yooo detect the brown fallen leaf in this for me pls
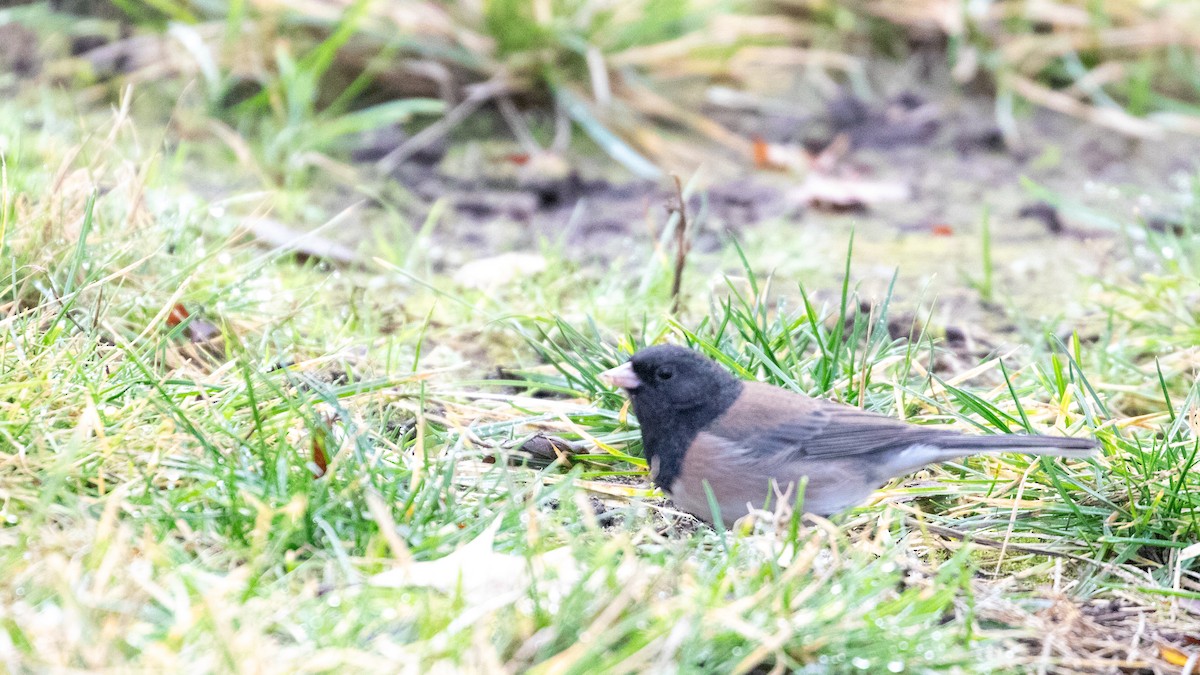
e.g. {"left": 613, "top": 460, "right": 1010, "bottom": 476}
{"left": 300, "top": 410, "right": 341, "bottom": 479}
{"left": 311, "top": 432, "right": 328, "bottom": 478}
{"left": 168, "top": 304, "right": 221, "bottom": 343}
{"left": 166, "top": 303, "right": 190, "bottom": 329}
{"left": 165, "top": 303, "right": 224, "bottom": 366}
{"left": 516, "top": 434, "right": 580, "bottom": 462}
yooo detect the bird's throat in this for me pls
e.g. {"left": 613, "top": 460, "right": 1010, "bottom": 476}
{"left": 633, "top": 381, "right": 742, "bottom": 493}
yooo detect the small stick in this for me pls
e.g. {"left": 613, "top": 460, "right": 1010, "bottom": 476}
{"left": 667, "top": 175, "right": 690, "bottom": 314}
{"left": 376, "top": 78, "right": 509, "bottom": 172}
{"left": 497, "top": 96, "right": 541, "bottom": 155}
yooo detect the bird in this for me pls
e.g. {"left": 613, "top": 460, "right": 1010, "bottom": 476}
{"left": 599, "top": 344, "right": 1098, "bottom": 527}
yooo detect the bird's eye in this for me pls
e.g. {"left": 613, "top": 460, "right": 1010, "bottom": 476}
{"left": 657, "top": 368, "right": 673, "bottom": 381}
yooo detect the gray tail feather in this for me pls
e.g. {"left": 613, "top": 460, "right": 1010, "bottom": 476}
{"left": 940, "top": 433, "right": 1098, "bottom": 459}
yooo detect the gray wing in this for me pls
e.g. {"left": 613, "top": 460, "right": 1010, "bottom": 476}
{"left": 706, "top": 382, "right": 959, "bottom": 463}
{"left": 675, "top": 430, "right": 883, "bottom": 523}
{"left": 746, "top": 404, "right": 959, "bottom": 459}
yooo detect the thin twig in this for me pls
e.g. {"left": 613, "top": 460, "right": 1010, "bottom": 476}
{"left": 551, "top": 97, "right": 572, "bottom": 153}
{"left": 376, "top": 78, "right": 509, "bottom": 173}
{"left": 667, "top": 175, "right": 690, "bottom": 314}
{"left": 497, "top": 96, "right": 542, "bottom": 155}
{"left": 1005, "top": 74, "right": 1163, "bottom": 140}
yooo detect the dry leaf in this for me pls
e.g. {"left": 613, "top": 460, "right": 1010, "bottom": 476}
{"left": 1181, "top": 540, "right": 1200, "bottom": 562}
{"left": 1159, "top": 643, "right": 1193, "bottom": 667}
{"left": 572, "top": 479, "right": 655, "bottom": 499}
{"left": 164, "top": 303, "right": 224, "bottom": 365}
{"left": 453, "top": 253, "right": 547, "bottom": 289}
{"left": 166, "top": 303, "right": 219, "bottom": 339}
{"left": 311, "top": 431, "right": 329, "bottom": 478}
{"left": 516, "top": 434, "right": 579, "bottom": 462}
{"left": 241, "top": 217, "right": 359, "bottom": 265}
{"left": 792, "top": 174, "right": 911, "bottom": 211}
{"left": 751, "top": 137, "right": 809, "bottom": 172}
{"left": 370, "top": 519, "right": 578, "bottom": 602}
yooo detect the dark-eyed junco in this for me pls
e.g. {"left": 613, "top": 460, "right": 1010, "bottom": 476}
{"left": 600, "top": 345, "right": 1098, "bottom": 526}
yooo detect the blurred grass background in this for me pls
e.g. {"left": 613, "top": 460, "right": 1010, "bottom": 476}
{"left": 21, "top": 0, "right": 1200, "bottom": 173}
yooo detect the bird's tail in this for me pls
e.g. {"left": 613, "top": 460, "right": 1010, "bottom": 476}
{"left": 940, "top": 433, "right": 1098, "bottom": 459}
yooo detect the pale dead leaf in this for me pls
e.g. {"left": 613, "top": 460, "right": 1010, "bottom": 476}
{"left": 370, "top": 518, "right": 577, "bottom": 602}
{"left": 453, "top": 252, "right": 547, "bottom": 289}
{"left": 1180, "top": 540, "right": 1200, "bottom": 562}
{"left": 573, "top": 479, "right": 656, "bottom": 499}
{"left": 792, "top": 173, "right": 911, "bottom": 210}
{"left": 752, "top": 138, "right": 809, "bottom": 173}
{"left": 241, "top": 217, "right": 359, "bottom": 265}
